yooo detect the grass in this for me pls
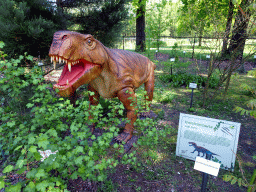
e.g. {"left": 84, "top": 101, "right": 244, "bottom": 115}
{"left": 123, "top": 37, "right": 256, "bottom": 61}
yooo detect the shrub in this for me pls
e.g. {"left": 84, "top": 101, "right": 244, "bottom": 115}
{"left": 159, "top": 72, "right": 219, "bottom": 89}
{"left": 150, "top": 40, "right": 167, "bottom": 48}
{"left": 0, "top": 42, "right": 160, "bottom": 191}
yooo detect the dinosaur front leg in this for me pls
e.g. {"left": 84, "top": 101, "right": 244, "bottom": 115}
{"left": 88, "top": 85, "right": 100, "bottom": 132}
{"left": 69, "top": 90, "right": 78, "bottom": 107}
{"left": 114, "top": 87, "right": 137, "bottom": 143}
{"left": 191, "top": 149, "right": 196, "bottom": 153}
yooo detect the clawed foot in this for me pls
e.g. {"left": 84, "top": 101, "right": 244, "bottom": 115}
{"left": 112, "top": 132, "right": 132, "bottom": 144}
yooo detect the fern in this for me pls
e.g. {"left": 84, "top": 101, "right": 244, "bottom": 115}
{"left": 247, "top": 99, "right": 256, "bottom": 110}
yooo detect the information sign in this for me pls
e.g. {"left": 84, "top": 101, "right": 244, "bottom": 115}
{"left": 206, "top": 55, "right": 210, "bottom": 59}
{"left": 176, "top": 113, "right": 241, "bottom": 171}
{"left": 38, "top": 62, "right": 43, "bottom": 66}
{"left": 170, "top": 58, "right": 175, "bottom": 62}
{"left": 189, "top": 83, "right": 197, "bottom": 89}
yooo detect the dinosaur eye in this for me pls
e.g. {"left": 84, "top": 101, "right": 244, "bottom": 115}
{"left": 85, "top": 37, "right": 96, "bottom": 49}
{"left": 87, "top": 39, "right": 92, "bottom": 46}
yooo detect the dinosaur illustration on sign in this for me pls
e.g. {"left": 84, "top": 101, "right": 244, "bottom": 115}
{"left": 189, "top": 142, "right": 220, "bottom": 158}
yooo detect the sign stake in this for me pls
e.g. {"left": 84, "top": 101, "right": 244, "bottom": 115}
{"left": 189, "top": 82, "right": 197, "bottom": 108}
{"left": 201, "top": 153, "right": 212, "bottom": 192}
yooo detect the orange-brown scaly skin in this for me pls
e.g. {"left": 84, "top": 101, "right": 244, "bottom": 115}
{"left": 49, "top": 30, "right": 155, "bottom": 143}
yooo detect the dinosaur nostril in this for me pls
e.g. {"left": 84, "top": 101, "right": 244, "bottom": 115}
{"left": 62, "top": 35, "right": 68, "bottom": 40}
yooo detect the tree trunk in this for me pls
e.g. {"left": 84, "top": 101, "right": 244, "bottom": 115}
{"left": 198, "top": 22, "right": 203, "bottom": 47}
{"left": 221, "top": 0, "right": 234, "bottom": 58}
{"left": 136, "top": 0, "right": 146, "bottom": 52}
{"left": 226, "top": 0, "right": 252, "bottom": 60}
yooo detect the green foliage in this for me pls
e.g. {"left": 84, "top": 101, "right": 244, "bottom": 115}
{"left": 223, "top": 174, "right": 247, "bottom": 187}
{"left": 177, "top": 0, "right": 228, "bottom": 37}
{"left": 234, "top": 70, "right": 256, "bottom": 118}
{"left": 76, "top": 0, "right": 129, "bottom": 48}
{"left": 159, "top": 72, "right": 219, "bottom": 89}
{"left": 0, "top": 0, "right": 70, "bottom": 60}
{"left": 248, "top": 70, "right": 256, "bottom": 78}
{"left": 150, "top": 41, "right": 167, "bottom": 48}
{"left": 234, "top": 80, "right": 256, "bottom": 118}
{"left": 146, "top": 0, "right": 171, "bottom": 51}
{"left": 0, "top": 43, "right": 163, "bottom": 191}
{"left": 0, "top": 48, "right": 149, "bottom": 191}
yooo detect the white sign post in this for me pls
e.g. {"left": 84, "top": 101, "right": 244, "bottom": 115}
{"left": 189, "top": 83, "right": 197, "bottom": 108}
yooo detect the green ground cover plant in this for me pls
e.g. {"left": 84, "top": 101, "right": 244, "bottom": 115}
{"left": 0, "top": 42, "right": 172, "bottom": 191}
{"left": 159, "top": 72, "right": 219, "bottom": 88}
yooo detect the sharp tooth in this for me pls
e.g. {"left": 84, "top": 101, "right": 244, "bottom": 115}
{"left": 68, "top": 62, "right": 71, "bottom": 72}
{"left": 53, "top": 61, "right": 56, "bottom": 69}
{"left": 65, "top": 59, "right": 68, "bottom": 64}
{"left": 50, "top": 56, "right": 53, "bottom": 63}
{"left": 59, "top": 57, "right": 61, "bottom": 63}
{"left": 67, "top": 79, "right": 69, "bottom": 85}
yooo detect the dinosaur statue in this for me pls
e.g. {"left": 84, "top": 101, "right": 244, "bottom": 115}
{"left": 49, "top": 30, "right": 156, "bottom": 144}
{"left": 189, "top": 142, "right": 220, "bottom": 158}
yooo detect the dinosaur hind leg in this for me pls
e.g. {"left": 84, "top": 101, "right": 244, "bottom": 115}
{"left": 144, "top": 70, "right": 155, "bottom": 107}
{"left": 141, "top": 70, "right": 154, "bottom": 118}
{"left": 114, "top": 87, "right": 137, "bottom": 143}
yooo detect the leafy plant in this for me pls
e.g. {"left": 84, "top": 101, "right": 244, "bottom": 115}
{"left": 0, "top": 40, "right": 168, "bottom": 191}
{"left": 234, "top": 71, "right": 256, "bottom": 118}
{"left": 159, "top": 72, "right": 219, "bottom": 89}
{"left": 0, "top": 42, "right": 158, "bottom": 191}
{"left": 223, "top": 154, "right": 256, "bottom": 192}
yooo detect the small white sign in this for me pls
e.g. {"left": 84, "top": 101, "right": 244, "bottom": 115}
{"left": 206, "top": 55, "right": 211, "bottom": 59}
{"left": 170, "top": 58, "right": 175, "bottom": 62}
{"left": 38, "top": 62, "right": 43, "bottom": 66}
{"left": 189, "top": 83, "right": 197, "bottom": 89}
{"left": 194, "top": 156, "right": 220, "bottom": 176}
{"left": 254, "top": 55, "right": 256, "bottom": 59}
{"left": 183, "top": 51, "right": 186, "bottom": 54}
{"left": 156, "top": 50, "right": 158, "bottom": 53}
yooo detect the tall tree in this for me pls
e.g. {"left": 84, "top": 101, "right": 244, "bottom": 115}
{"left": 178, "top": 0, "right": 229, "bottom": 44}
{"left": 134, "top": 0, "right": 146, "bottom": 52}
{"left": 146, "top": 0, "right": 170, "bottom": 51}
{"left": 221, "top": 0, "right": 234, "bottom": 57}
{"left": 0, "top": 0, "right": 70, "bottom": 59}
{"left": 72, "top": 0, "right": 129, "bottom": 48}
{"left": 226, "top": 0, "right": 253, "bottom": 60}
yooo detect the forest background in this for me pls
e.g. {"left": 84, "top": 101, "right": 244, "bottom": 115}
{"left": 0, "top": 0, "right": 255, "bottom": 60}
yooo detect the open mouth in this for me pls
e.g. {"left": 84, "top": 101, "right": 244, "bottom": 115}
{"left": 49, "top": 55, "right": 99, "bottom": 90}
